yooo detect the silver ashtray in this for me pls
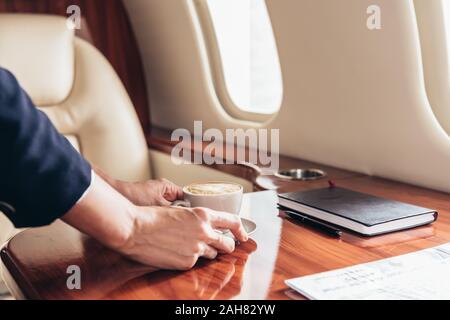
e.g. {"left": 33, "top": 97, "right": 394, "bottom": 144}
{"left": 275, "top": 169, "right": 327, "bottom": 181}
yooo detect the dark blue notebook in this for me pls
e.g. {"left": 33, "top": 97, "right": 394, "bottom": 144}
{"left": 278, "top": 187, "right": 437, "bottom": 236}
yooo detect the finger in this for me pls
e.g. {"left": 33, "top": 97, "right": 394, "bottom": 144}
{"left": 163, "top": 184, "right": 184, "bottom": 202}
{"left": 207, "top": 231, "right": 236, "bottom": 254}
{"left": 174, "top": 186, "right": 184, "bottom": 200}
{"left": 209, "top": 211, "right": 248, "bottom": 242}
{"left": 164, "top": 186, "right": 184, "bottom": 201}
{"left": 157, "top": 198, "right": 172, "bottom": 207}
{"left": 201, "top": 244, "right": 218, "bottom": 260}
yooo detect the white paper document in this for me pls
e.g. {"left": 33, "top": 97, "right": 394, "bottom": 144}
{"left": 286, "top": 242, "right": 450, "bottom": 300}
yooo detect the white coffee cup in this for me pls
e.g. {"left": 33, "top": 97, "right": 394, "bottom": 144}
{"left": 173, "top": 182, "right": 244, "bottom": 215}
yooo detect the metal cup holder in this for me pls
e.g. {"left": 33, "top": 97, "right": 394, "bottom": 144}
{"left": 275, "top": 169, "right": 327, "bottom": 181}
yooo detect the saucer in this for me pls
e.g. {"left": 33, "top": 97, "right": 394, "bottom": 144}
{"left": 241, "top": 218, "right": 257, "bottom": 235}
{"left": 221, "top": 218, "right": 257, "bottom": 239}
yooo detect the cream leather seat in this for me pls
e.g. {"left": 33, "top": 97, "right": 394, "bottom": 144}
{"left": 0, "top": 14, "right": 151, "bottom": 244}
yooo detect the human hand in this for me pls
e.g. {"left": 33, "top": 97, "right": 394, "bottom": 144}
{"left": 118, "top": 178, "right": 183, "bottom": 207}
{"left": 93, "top": 167, "right": 183, "bottom": 206}
{"left": 116, "top": 206, "right": 249, "bottom": 270}
{"left": 62, "top": 173, "right": 247, "bottom": 271}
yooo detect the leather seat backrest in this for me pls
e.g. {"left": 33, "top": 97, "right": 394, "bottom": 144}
{"left": 0, "top": 14, "right": 151, "bottom": 182}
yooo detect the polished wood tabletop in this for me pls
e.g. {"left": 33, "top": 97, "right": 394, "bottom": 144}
{"left": 1, "top": 174, "right": 449, "bottom": 300}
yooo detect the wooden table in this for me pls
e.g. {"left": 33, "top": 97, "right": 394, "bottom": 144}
{"left": 1, "top": 175, "right": 449, "bottom": 300}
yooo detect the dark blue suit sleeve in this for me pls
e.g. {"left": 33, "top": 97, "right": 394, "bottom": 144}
{"left": 0, "top": 68, "right": 92, "bottom": 228}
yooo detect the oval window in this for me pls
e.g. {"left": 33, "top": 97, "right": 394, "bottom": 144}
{"left": 205, "top": 0, "right": 283, "bottom": 115}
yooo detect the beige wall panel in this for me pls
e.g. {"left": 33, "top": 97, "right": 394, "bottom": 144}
{"left": 414, "top": 0, "right": 450, "bottom": 134}
{"left": 125, "top": 0, "right": 450, "bottom": 193}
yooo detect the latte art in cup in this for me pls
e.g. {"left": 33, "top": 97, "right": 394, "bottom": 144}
{"left": 185, "top": 183, "right": 242, "bottom": 196}
{"left": 174, "top": 182, "right": 244, "bottom": 216}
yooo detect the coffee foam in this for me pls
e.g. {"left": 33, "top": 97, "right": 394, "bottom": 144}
{"left": 185, "top": 183, "right": 241, "bottom": 195}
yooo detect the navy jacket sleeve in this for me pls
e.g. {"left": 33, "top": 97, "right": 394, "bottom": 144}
{"left": 0, "top": 68, "right": 92, "bottom": 228}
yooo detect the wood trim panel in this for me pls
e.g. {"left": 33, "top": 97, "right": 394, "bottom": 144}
{"left": 1, "top": 177, "right": 449, "bottom": 300}
{"left": 146, "top": 127, "right": 362, "bottom": 193}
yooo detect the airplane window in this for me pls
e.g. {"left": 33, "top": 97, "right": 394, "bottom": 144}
{"left": 206, "top": 0, "right": 283, "bottom": 115}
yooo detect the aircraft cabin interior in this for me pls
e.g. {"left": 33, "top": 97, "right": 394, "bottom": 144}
{"left": 0, "top": 0, "right": 449, "bottom": 304}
